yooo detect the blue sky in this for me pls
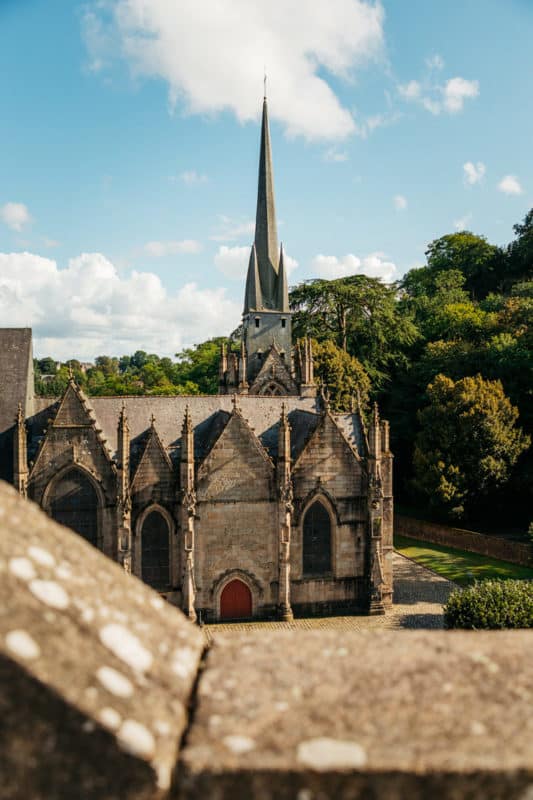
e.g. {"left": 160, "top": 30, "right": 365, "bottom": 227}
{"left": 0, "top": 0, "right": 531, "bottom": 359}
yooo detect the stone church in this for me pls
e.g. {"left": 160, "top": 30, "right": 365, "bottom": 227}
{"left": 0, "top": 97, "right": 393, "bottom": 622}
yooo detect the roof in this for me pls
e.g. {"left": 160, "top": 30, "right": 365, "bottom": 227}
{"left": 28, "top": 395, "right": 323, "bottom": 462}
{"left": 27, "top": 394, "right": 366, "bottom": 466}
{"left": 0, "top": 329, "right": 34, "bottom": 481}
{"left": 0, "top": 328, "right": 33, "bottom": 435}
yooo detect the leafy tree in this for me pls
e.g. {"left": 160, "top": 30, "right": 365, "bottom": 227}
{"left": 291, "top": 275, "right": 418, "bottom": 387}
{"left": 37, "top": 357, "right": 58, "bottom": 375}
{"left": 309, "top": 339, "right": 370, "bottom": 412}
{"left": 174, "top": 338, "right": 227, "bottom": 394}
{"left": 413, "top": 374, "right": 530, "bottom": 518}
{"left": 507, "top": 208, "right": 533, "bottom": 286}
{"left": 94, "top": 356, "right": 119, "bottom": 376}
{"left": 424, "top": 232, "right": 503, "bottom": 299}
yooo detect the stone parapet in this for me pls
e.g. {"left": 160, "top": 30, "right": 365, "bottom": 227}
{"left": 1, "top": 482, "right": 532, "bottom": 799}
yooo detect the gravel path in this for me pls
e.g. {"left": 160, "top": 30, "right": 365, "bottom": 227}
{"left": 204, "top": 553, "right": 456, "bottom": 642}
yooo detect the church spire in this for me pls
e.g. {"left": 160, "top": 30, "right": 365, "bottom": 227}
{"left": 276, "top": 243, "right": 289, "bottom": 312}
{"left": 253, "top": 95, "right": 279, "bottom": 308}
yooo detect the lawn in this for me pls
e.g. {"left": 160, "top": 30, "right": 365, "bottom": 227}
{"left": 394, "top": 534, "right": 533, "bottom": 586}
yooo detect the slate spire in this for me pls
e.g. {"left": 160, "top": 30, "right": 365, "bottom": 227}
{"left": 276, "top": 243, "right": 289, "bottom": 312}
{"left": 254, "top": 95, "right": 279, "bottom": 305}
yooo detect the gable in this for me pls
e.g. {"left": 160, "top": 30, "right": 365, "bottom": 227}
{"left": 292, "top": 413, "right": 361, "bottom": 498}
{"left": 131, "top": 430, "right": 173, "bottom": 495}
{"left": 28, "top": 383, "right": 115, "bottom": 502}
{"left": 197, "top": 412, "right": 274, "bottom": 502}
{"left": 53, "top": 383, "right": 94, "bottom": 427}
{"left": 249, "top": 346, "right": 298, "bottom": 396}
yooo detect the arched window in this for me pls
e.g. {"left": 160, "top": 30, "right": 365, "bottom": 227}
{"left": 303, "top": 500, "right": 332, "bottom": 576}
{"left": 50, "top": 468, "right": 98, "bottom": 548}
{"left": 141, "top": 510, "right": 170, "bottom": 590}
{"left": 261, "top": 382, "right": 283, "bottom": 396}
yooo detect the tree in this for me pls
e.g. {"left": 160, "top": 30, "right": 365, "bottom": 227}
{"left": 424, "top": 232, "right": 503, "bottom": 299}
{"left": 507, "top": 208, "right": 533, "bottom": 286}
{"left": 413, "top": 374, "right": 530, "bottom": 518}
{"left": 38, "top": 357, "right": 58, "bottom": 375}
{"left": 310, "top": 339, "right": 370, "bottom": 412}
{"left": 291, "top": 275, "right": 418, "bottom": 388}
{"left": 174, "top": 338, "right": 227, "bottom": 394}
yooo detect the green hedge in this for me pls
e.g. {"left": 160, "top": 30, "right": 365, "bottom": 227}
{"left": 444, "top": 579, "right": 533, "bottom": 629}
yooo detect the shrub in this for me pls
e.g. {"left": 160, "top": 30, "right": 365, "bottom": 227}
{"left": 444, "top": 579, "right": 533, "bottom": 629}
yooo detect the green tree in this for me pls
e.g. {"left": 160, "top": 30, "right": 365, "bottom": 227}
{"left": 174, "top": 338, "right": 227, "bottom": 394}
{"left": 291, "top": 275, "right": 418, "bottom": 387}
{"left": 37, "top": 357, "right": 58, "bottom": 375}
{"left": 413, "top": 374, "right": 530, "bottom": 518}
{"left": 424, "top": 232, "right": 503, "bottom": 299}
{"left": 507, "top": 208, "right": 533, "bottom": 286}
{"left": 309, "top": 339, "right": 370, "bottom": 412}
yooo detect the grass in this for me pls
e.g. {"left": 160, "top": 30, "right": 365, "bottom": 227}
{"left": 394, "top": 534, "right": 533, "bottom": 586}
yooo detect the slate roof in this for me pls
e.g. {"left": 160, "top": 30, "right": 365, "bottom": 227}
{"left": 26, "top": 394, "right": 365, "bottom": 467}
{"left": 0, "top": 329, "right": 34, "bottom": 481}
{"left": 0, "top": 328, "right": 33, "bottom": 434}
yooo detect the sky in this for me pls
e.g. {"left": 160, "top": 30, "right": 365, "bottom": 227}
{"left": 0, "top": 0, "right": 531, "bottom": 360}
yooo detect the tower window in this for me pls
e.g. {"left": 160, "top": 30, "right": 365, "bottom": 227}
{"left": 281, "top": 319, "right": 286, "bottom": 329}
{"left": 255, "top": 318, "right": 260, "bottom": 328}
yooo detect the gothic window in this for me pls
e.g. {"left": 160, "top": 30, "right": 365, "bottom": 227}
{"left": 303, "top": 500, "right": 332, "bottom": 576}
{"left": 281, "top": 318, "right": 286, "bottom": 328}
{"left": 50, "top": 468, "right": 98, "bottom": 548}
{"left": 141, "top": 510, "right": 170, "bottom": 590}
{"left": 262, "top": 383, "right": 283, "bottom": 396}
{"left": 255, "top": 318, "right": 260, "bottom": 328}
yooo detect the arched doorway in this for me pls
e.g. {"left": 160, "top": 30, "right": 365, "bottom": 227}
{"left": 49, "top": 468, "right": 98, "bottom": 548}
{"left": 141, "top": 510, "right": 170, "bottom": 590}
{"left": 303, "top": 500, "right": 332, "bottom": 576}
{"left": 220, "top": 579, "right": 252, "bottom": 620}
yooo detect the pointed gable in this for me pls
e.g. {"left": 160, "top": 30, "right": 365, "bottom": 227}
{"left": 131, "top": 425, "right": 173, "bottom": 497}
{"left": 28, "top": 381, "right": 115, "bottom": 504}
{"left": 53, "top": 382, "right": 94, "bottom": 427}
{"left": 197, "top": 408, "right": 274, "bottom": 502}
{"left": 248, "top": 344, "right": 298, "bottom": 396}
{"left": 293, "top": 411, "right": 362, "bottom": 499}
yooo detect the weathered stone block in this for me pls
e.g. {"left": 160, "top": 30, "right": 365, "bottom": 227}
{"left": 0, "top": 481, "right": 204, "bottom": 800}
{"left": 178, "top": 629, "right": 533, "bottom": 799}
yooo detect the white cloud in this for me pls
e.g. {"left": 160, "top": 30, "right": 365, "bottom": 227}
{"left": 144, "top": 239, "right": 202, "bottom": 257}
{"left": 443, "top": 77, "right": 479, "bottom": 113}
{"left": 454, "top": 213, "right": 472, "bottom": 231}
{"left": 210, "top": 216, "right": 255, "bottom": 242}
{"left": 83, "top": 0, "right": 385, "bottom": 141}
{"left": 324, "top": 148, "right": 348, "bottom": 163}
{"left": 43, "top": 238, "right": 61, "bottom": 248}
{"left": 498, "top": 175, "right": 523, "bottom": 196}
{"left": 352, "top": 109, "right": 401, "bottom": 139}
{"left": 180, "top": 170, "right": 208, "bottom": 185}
{"left": 426, "top": 54, "right": 444, "bottom": 70}
{"left": 1, "top": 202, "right": 32, "bottom": 232}
{"left": 0, "top": 251, "right": 240, "bottom": 359}
{"left": 399, "top": 71, "right": 479, "bottom": 116}
{"left": 393, "top": 194, "right": 407, "bottom": 211}
{"left": 312, "top": 252, "right": 396, "bottom": 282}
{"left": 463, "top": 161, "right": 485, "bottom": 186}
{"left": 398, "top": 80, "right": 421, "bottom": 101}
{"left": 215, "top": 245, "right": 297, "bottom": 280}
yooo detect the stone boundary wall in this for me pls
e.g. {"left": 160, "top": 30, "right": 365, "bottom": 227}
{"left": 395, "top": 514, "right": 532, "bottom": 567}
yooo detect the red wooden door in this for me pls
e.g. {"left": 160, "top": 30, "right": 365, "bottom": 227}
{"left": 220, "top": 580, "right": 252, "bottom": 620}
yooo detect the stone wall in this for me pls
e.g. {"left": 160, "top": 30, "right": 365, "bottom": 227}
{"left": 396, "top": 515, "right": 532, "bottom": 567}
{"left": 1, "top": 482, "right": 532, "bottom": 800}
